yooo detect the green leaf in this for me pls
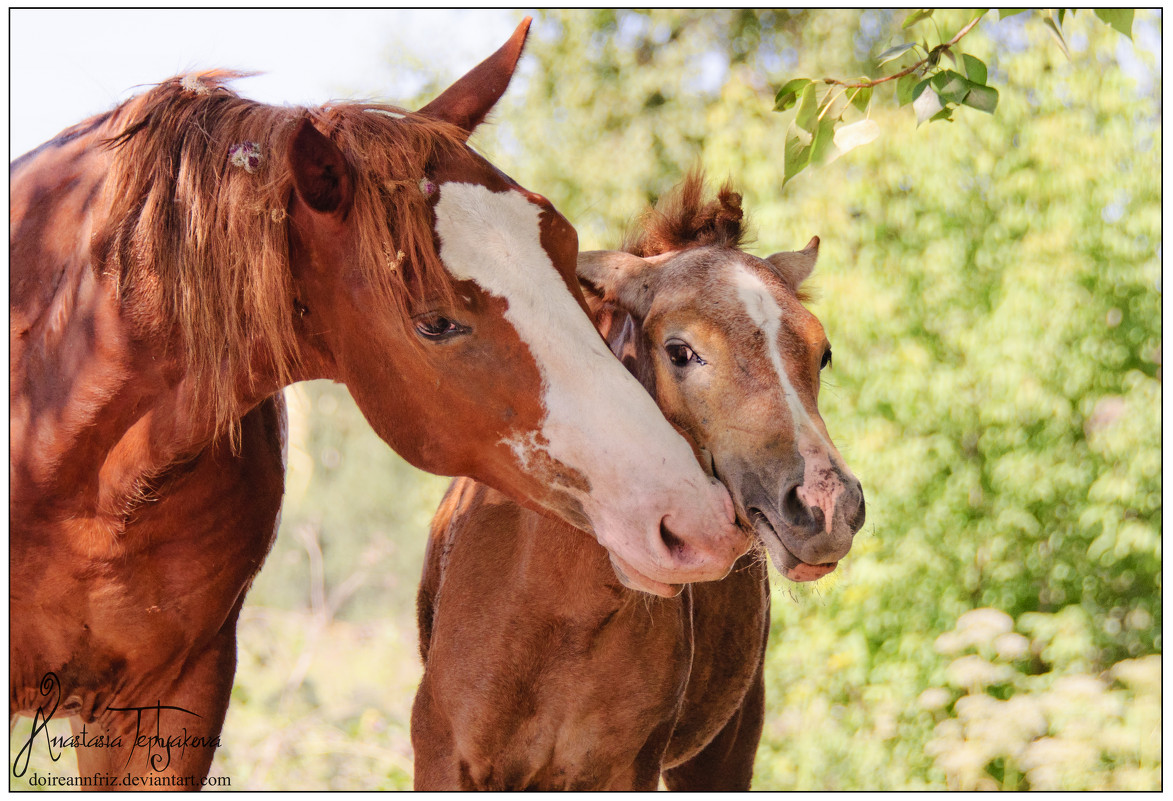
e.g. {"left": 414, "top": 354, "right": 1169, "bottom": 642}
{"left": 931, "top": 70, "right": 972, "bottom": 104}
{"left": 913, "top": 84, "right": 944, "bottom": 126}
{"left": 962, "top": 54, "right": 988, "bottom": 85}
{"left": 851, "top": 85, "right": 873, "bottom": 113}
{"left": 832, "top": 119, "right": 881, "bottom": 158}
{"left": 795, "top": 83, "right": 819, "bottom": 134}
{"left": 929, "top": 107, "right": 955, "bottom": 123}
{"left": 813, "top": 116, "right": 841, "bottom": 165}
{"left": 897, "top": 73, "right": 920, "bottom": 106}
{"left": 903, "top": 9, "right": 934, "bottom": 29}
{"left": 876, "top": 43, "right": 916, "bottom": 65}
{"left": 1057, "top": 8, "right": 1067, "bottom": 26}
{"left": 774, "top": 78, "right": 813, "bottom": 112}
{"left": 1094, "top": 8, "right": 1134, "bottom": 38}
{"left": 1043, "top": 13, "right": 1071, "bottom": 60}
{"left": 783, "top": 122, "right": 813, "bottom": 186}
{"left": 962, "top": 83, "right": 999, "bottom": 113}
{"left": 998, "top": 9, "right": 1028, "bottom": 19}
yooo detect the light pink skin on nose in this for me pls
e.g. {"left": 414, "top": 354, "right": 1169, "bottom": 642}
{"left": 797, "top": 443, "right": 846, "bottom": 535}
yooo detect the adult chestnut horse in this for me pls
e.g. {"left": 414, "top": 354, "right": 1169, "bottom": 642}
{"left": 413, "top": 175, "right": 866, "bottom": 790}
{"left": 10, "top": 24, "right": 743, "bottom": 785}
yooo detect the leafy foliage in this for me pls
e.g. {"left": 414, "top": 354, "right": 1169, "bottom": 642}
{"left": 772, "top": 9, "right": 1137, "bottom": 184}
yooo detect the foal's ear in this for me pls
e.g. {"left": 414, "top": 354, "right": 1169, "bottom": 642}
{"left": 577, "top": 251, "right": 657, "bottom": 320}
{"left": 288, "top": 117, "right": 354, "bottom": 218}
{"left": 418, "top": 18, "right": 531, "bottom": 135}
{"left": 765, "top": 236, "right": 820, "bottom": 292}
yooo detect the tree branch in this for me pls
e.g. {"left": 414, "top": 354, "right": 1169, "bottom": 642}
{"left": 822, "top": 14, "right": 985, "bottom": 89}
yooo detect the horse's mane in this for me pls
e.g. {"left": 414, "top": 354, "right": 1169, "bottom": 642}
{"left": 93, "top": 70, "right": 468, "bottom": 437}
{"left": 621, "top": 169, "right": 747, "bottom": 258}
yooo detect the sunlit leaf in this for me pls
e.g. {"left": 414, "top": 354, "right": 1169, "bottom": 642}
{"left": 931, "top": 70, "right": 972, "bottom": 104}
{"left": 851, "top": 85, "right": 873, "bottom": 113}
{"left": 914, "top": 84, "right": 944, "bottom": 126}
{"left": 877, "top": 43, "right": 916, "bottom": 65}
{"left": 774, "top": 77, "right": 813, "bottom": 111}
{"left": 811, "top": 117, "right": 839, "bottom": 165}
{"left": 832, "top": 119, "right": 881, "bottom": 157}
{"left": 783, "top": 122, "right": 812, "bottom": 186}
{"left": 795, "top": 83, "right": 819, "bottom": 134}
{"left": 903, "top": 9, "right": 934, "bottom": 29}
{"left": 963, "top": 83, "right": 999, "bottom": 113}
{"left": 998, "top": 8, "right": 1028, "bottom": 18}
{"left": 1043, "top": 13, "right": 1071, "bottom": 60}
{"left": 897, "top": 73, "right": 920, "bottom": 106}
{"left": 962, "top": 54, "right": 988, "bottom": 85}
{"left": 1094, "top": 8, "right": 1134, "bottom": 38}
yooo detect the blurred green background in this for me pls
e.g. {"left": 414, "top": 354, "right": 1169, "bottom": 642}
{"left": 12, "top": 9, "right": 1160, "bottom": 791}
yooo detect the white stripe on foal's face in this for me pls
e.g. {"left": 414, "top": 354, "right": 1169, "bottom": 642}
{"left": 731, "top": 264, "right": 831, "bottom": 452}
{"left": 432, "top": 182, "right": 718, "bottom": 547}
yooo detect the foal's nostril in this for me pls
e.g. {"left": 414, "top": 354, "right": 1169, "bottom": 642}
{"left": 850, "top": 488, "right": 867, "bottom": 533}
{"left": 781, "top": 484, "right": 815, "bottom": 530}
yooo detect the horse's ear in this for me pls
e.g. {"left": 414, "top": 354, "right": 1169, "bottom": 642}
{"left": 577, "top": 251, "right": 657, "bottom": 320}
{"left": 417, "top": 17, "right": 531, "bottom": 135}
{"left": 765, "top": 236, "right": 820, "bottom": 291}
{"left": 288, "top": 117, "right": 354, "bottom": 218}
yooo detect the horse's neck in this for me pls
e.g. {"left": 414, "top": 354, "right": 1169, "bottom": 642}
{"left": 10, "top": 131, "right": 270, "bottom": 525}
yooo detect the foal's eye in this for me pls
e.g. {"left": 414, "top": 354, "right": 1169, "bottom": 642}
{"left": 414, "top": 314, "right": 469, "bottom": 342}
{"left": 665, "top": 341, "right": 705, "bottom": 368}
{"left": 820, "top": 347, "right": 833, "bottom": 370}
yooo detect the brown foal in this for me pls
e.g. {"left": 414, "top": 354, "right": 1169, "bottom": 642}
{"left": 412, "top": 174, "right": 866, "bottom": 790}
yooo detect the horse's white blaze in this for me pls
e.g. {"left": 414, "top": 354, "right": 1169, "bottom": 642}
{"left": 731, "top": 265, "right": 831, "bottom": 452}
{"left": 433, "top": 182, "right": 722, "bottom": 554}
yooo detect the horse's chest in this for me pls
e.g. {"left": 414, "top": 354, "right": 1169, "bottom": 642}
{"left": 10, "top": 415, "right": 284, "bottom": 719}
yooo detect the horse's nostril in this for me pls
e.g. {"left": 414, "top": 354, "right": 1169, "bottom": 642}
{"left": 659, "top": 518, "right": 687, "bottom": 559}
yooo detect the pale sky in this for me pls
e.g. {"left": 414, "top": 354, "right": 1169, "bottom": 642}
{"left": 10, "top": 9, "right": 522, "bottom": 158}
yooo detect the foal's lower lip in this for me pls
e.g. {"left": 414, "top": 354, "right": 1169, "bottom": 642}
{"left": 747, "top": 515, "right": 838, "bottom": 582}
{"left": 783, "top": 560, "right": 838, "bottom": 582}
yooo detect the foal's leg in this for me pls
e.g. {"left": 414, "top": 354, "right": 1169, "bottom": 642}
{"left": 661, "top": 645, "right": 767, "bottom": 791}
{"left": 410, "top": 675, "right": 463, "bottom": 790}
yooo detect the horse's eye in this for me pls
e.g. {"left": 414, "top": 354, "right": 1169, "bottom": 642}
{"left": 414, "top": 314, "right": 469, "bottom": 342}
{"left": 665, "top": 341, "right": 705, "bottom": 368}
{"left": 820, "top": 347, "right": 833, "bottom": 370}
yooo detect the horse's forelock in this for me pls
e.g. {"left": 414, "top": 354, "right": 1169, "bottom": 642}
{"left": 94, "top": 73, "right": 468, "bottom": 439}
